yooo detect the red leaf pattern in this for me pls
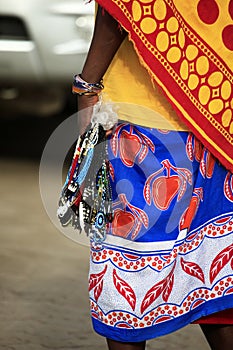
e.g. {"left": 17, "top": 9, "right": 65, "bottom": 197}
{"left": 143, "top": 180, "right": 151, "bottom": 205}
{"left": 177, "top": 178, "right": 187, "bottom": 201}
{"left": 134, "top": 127, "right": 155, "bottom": 153}
{"left": 143, "top": 171, "right": 161, "bottom": 205}
{"left": 140, "top": 279, "right": 166, "bottom": 314}
{"left": 113, "top": 269, "right": 136, "bottom": 311}
{"left": 140, "top": 263, "right": 176, "bottom": 313}
{"left": 180, "top": 257, "right": 205, "bottom": 283}
{"left": 131, "top": 220, "right": 141, "bottom": 240}
{"left": 89, "top": 265, "right": 107, "bottom": 291}
{"left": 224, "top": 172, "right": 233, "bottom": 202}
{"left": 138, "top": 144, "right": 148, "bottom": 163}
{"left": 109, "top": 161, "right": 115, "bottom": 181}
{"left": 209, "top": 244, "right": 233, "bottom": 284}
{"left": 186, "top": 133, "right": 194, "bottom": 161}
{"left": 127, "top": 202, "right": 149, "bottom": 228}
{"left": 110, "top": 124, "right": 125, "bottom": 157}
{"left": 200, "top": 157, "right": 206, "bottom": 178}
{"left": 194, "top": 137, "right": 202, "bottom": 162}
{"left": 162, "top": 273, "right": 174, "bottom": 302}
{"left": 110, "top": 131, "right": 118, "bottom": 157}
{"left": 94, "top": 280, "right": 104, "bottom": 302}
{"left": 138, "top": 209, "right": 149, "bottom": 228}
{"left": 142, "top": 133, "right": 155, "bottom": 153}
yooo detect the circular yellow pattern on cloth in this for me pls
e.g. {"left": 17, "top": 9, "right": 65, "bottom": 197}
{"left": 167, "top": 47, "right": 181, "bottom": 63}
{"left": 153, "top": 0, "right": 167, "bottom": 21}
{"left": 180, "top": 59, "right": 189, "bottom": 80}
{"left": 186, "top": 45, "right": 199, "bottom": 61}
{"left": 229, "top": 121, "right": 233, "bottom": 134}
{"left": 178, "top": 28, "right": 185, "bottom": 48}
{"left": 156, "top": 31, "right": 169, "bottom": 52}
{"left": 208, "top": 71, "right": 223, "bottom": 87}
{"left": 198, "top": 85, "right": 211, "bottom": 105}
{"left": 196, "top": 56, "right": 209, "bottom": 76}
{"left": 188, "top": 74, "right": 199, "bottom": 90}
{"left": 208, "top": 99, "right": 224, "bottom": 114}
{"left": 121, "top": 0, "right": 233, "bottom": 137}
{"left": 138, "top": 0, "right": 153, "bottom": 3}
{"left": 222, "top": 109, "right": 232, "bottom": 127}
{"left": 221, "top": 80, "right": 232, "bottom": 100}
{"left": 167, "top": 17, "right": 179, "bottom": 33}
{"left": 132, "top": 1, "right": 142, "bottom": 21}
{"left": 140, "top": 17, "right": 157, "bottom": 34}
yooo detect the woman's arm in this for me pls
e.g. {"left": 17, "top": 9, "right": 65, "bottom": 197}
{"left": 77, "top": 6, "right": 127, "bottom": 135}
{"left": 81, "top": 6, "right": 127, "bottom": 83}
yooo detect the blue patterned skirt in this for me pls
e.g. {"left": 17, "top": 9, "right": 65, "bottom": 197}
{"left": 89, "top": 123, "right": 233, "bottom": 342}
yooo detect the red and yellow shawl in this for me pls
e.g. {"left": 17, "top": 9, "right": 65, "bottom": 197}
{"left": 96, "top": 0, "right": 233, "bottom": 172}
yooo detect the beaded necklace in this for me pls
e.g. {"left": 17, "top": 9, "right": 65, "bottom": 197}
{"left": 57, "top": 123, "right": 113, "bottom": 243}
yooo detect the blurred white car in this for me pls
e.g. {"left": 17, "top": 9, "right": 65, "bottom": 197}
{"left": 0, "top": 0, "right": 95, "bottom": 116}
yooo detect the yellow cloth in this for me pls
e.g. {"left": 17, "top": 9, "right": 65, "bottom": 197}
{"left": 104, "top": 39, "right": 188, "bottom": 131}
{"left": 95, "top": 0, "right": 233, "bottom": 171}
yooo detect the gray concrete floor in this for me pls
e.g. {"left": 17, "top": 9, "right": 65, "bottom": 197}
{"left": 0, "top": 159, "right": 210, "bottom": 349}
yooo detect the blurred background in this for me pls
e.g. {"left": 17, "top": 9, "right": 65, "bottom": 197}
{"left": 0, "top": 1, "right": 210, "bottom": 349}
{"left": 0, "top": 0, "right": 95, "bottom": 157}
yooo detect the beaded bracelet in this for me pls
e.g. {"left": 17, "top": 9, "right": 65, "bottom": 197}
{"left": 72, "top": 74, "right": 104, "bottom": 96}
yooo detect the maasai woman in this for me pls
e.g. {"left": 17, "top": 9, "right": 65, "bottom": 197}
{"left": 76, "top": 2, "right": 233, "bottom": 349}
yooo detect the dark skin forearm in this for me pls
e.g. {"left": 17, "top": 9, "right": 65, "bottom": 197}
{"left": 81, "top": 6, "right": 127, "bottom": 83}
{"left": 77, "top": 6, "right": 127, "bottom": 135}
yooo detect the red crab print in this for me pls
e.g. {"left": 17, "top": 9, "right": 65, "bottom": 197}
{"left": 112, "top": 193, "right": 148, "bottom": 240}
{"left": 144, "top": 159, "right": 192, "bottom": 210}
{"left": 110, "top": 124, "right": 155, "bottom": 167}
{"left": 179, "top": 187, "right": 203, "bottom": 231}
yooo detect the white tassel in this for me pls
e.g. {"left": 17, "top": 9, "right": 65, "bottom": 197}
{"left": 91, "top": 96, "right": 118, "bottom": 130}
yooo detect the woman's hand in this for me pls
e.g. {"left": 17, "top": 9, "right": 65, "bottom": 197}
{"left": 77, "top": 94, "right": 114, "bottom": 137}
{"left": 77, "top": 94, "right": 99, "bottom": 136}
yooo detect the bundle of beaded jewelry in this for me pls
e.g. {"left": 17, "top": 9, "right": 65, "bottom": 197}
{"left": 57, "top": 99, "right": 117, "bottom": 243}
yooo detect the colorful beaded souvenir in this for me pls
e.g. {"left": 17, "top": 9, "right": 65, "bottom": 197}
{"left": 57, "top": 99, "right": 117, "bottom": 243}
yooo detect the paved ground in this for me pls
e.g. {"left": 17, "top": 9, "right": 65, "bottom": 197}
{"left": 0, "top": 158, "right": 211, "bottom": 350}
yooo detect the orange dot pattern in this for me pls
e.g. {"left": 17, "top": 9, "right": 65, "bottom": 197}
{"left": 112, "top": 0, "right": 233, "bottom": 142}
